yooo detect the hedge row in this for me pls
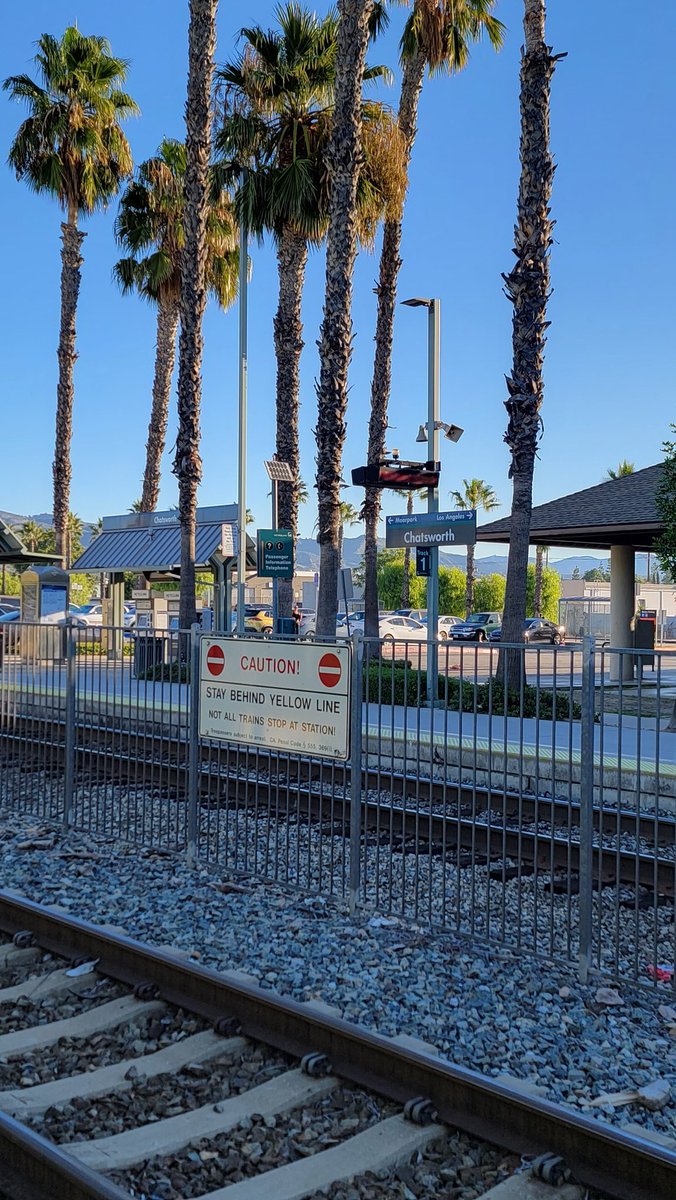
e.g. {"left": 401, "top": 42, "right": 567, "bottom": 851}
{"left": 364, "top": 663, "right": 582, "bottom": 720}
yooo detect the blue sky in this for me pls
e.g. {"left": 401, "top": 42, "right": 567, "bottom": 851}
{"left": 2, "top": 1, "right": 675, "bottom": 560}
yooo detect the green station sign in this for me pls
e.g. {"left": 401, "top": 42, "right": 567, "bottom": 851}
{"left": 257, "top": 529, "right": 294, "bottom": 579}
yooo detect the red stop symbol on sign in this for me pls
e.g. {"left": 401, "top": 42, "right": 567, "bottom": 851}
{"left": 318, "top": 652, "right": 342, "bottom": 688}
{"left": 206, "top": 644, "right": 226, "bottom": 677}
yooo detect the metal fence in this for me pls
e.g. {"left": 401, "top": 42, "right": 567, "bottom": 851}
{"left": 0, "top": 620, "right": 674, "bottom": 993}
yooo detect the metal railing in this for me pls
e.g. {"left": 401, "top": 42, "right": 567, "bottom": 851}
{"left": 0, "top": 620, "right": 674, "bottom": 992}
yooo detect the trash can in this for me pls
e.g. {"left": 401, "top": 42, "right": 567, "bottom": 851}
{"left": 635, "top": 609, "right": 656, "bottom": 674}
{"left": 133, "top": 634, "right": 167, "bottom": 678}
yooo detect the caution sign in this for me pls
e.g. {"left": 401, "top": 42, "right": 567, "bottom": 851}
{"left": 198, "top": 637, "right": 351, "bottom": 759}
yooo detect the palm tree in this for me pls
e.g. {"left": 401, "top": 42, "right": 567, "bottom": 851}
{"left": 450, "top": 479, "right": 499, "bottom": 615}
{"left": 607, "top": 460, "right": 634, "bottom": 480}
{"left": 533, "top": 542, "right": 549, "bottom": 616}
{"left": 174, "top": 0, "right": 219, "bottom": 632}
{"left": 315, "top": 0, "right": 386, "bottom": 636}
{"left": 399, "top": 488, "right": 426, "bottom": 607}
{"left": 217, "top": 4, "right": 401, "bottom": 620}
{"left": 362, "top": 0, "right": 503, "bottom": 639}
{"left": 338, "top": 500, "right": 360, "bottom": 567}
{"left": 115, "top": 140, "right": 238, "bottom": 512}
{"left": 4, "top": 27, "right": 138, "bottom": 563}
{"left": 20, "top": 520, "right": 47, "bottom": 554}
{"left": 499, "top": 0, "right": 561, "bottom": 684}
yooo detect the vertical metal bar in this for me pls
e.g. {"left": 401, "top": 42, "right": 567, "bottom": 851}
{"left": 349, "top": 631, "right": 364, "bottom": 915}
{"left": 187, "top": 623, "right": 201, "bottom": 865}
{"left": 236, "top": 171, "right": 248, "bottom": 635}
{"left": 63, "top": 617, "right": 76, "bottom": 828}
{"left": 272, "top": 479, "right": 279, "bottom": 634}
{"left": 578, "top": 634, "right": 595, "bottom": 983}
{"left": 426, "top": 299, "right": 440, "bottom": 702}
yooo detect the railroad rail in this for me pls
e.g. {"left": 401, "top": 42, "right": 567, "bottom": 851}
{"left": 0, "top": 893, "right": 673, "bottom": 1200}
{"left": 2, "top": 713, "right": 676, "bottom": 896}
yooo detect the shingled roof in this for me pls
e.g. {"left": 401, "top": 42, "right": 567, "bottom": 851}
{"left": 478, "top": 464, "right": 665, "bottom": 550}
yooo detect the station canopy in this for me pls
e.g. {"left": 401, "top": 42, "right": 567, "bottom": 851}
{"left": 0, "top": 518, "right": 60, "bottom": 565}
{"left": 477, "top": 464, "right": 665, "bottom": 552}
{"left": 71, "top": 505, "right": 256, "bottom": 575}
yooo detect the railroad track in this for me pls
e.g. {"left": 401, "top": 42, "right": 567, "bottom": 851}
{"left": 2, "top": 715, "right": 676, "bottom": 896}
{"left": 0, "top": 893, "right": 673, "bottom": 1200}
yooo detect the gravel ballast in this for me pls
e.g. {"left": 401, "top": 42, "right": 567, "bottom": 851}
{"left": 0, "top": 809, "right": 674, "bottom": 1144}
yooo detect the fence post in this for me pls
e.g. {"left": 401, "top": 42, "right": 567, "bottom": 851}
{"left": 187, "top": 623, "right": 201, "bottom": 867}
{"left": 578, "top": 634, "right": 595, "bottom": 983}
{"left": 63, "top": 617, "right": 76, "bottom": 828}
{"left": 349, "top": 631, "right": 364, "bottom": 916}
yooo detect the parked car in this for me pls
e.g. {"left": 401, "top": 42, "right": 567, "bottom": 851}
{"left": 450, "top": 612, "right": 502, "bottom": 642}
{"left": 379, "top": 615, "right": 427, "bottom": 642}
{"left": 76, "top": 602, "right": 104, "bottom": 627}
{"left": 299, "top": 610, "right": 316, "bottom": 639}
{"left": 437, "top": 615, "right": 463, "bottom": 640}
{"left": 489, "top": 618, "right": 565, "bottom": 645}
{"left": 0, "top": 602, "right": 19, "bottom": 616}
{"left": 394, "top": 608, "right": 426, "bottom": 622}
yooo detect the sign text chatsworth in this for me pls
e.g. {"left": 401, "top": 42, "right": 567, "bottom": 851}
{"left": 385, "top": 509, "right": 476, "bottom": 549}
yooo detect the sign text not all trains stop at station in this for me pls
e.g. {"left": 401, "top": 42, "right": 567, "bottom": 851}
{"left": 198, "top": 637, "right": 351, "bottom": 760}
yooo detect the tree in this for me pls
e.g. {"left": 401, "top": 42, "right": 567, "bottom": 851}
{"left": 525, "top": 562, "right": 560, "bottom": 621}
{"left": 218, "top": 4, "right": 402, "bottom": 619}
{"left": 656, "top": 428, "right": 676, "bottom": 580}
{"left": 607, "top": 459, "right": 634, "bottom": 480}
{"left": 115, "top": 139, "right": 238, "bottom": 511}
{"left": 450, "top": 478, "right": 499, "bottom": 615}
{"left": 532, "top": 542, "right": 549, "bottom": 615}
{"left": 20, "top": 520, "right": 47, "bottom": 554}
{"left": 4, "top": 27, "right": 138, "bottom": 563}
{"left": 362, "top": 0, "right": 503, "bottom": 639}
{"left": 499, "top": 1, "right": 561, "bottom": 686}
{"left": 571, "top": 565, "right": 580, "bottom": 580}
{"left": 314, "top": 0, "right": 375, "bottom": 636}
{"left": 474, "top": 572, "right": 505, "bottom": 613}
{"left": 339, "top": 501, "right": 360, "bottom": 567}
{"left": 583, "top": 565, "right": 610, "bottom": 583}
{"left": 174, "top": 0, "right": 219, "bottom": 632}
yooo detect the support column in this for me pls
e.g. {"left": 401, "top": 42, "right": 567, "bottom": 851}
{"left": 610, "top": 545, "right": 635, "bottom": 681}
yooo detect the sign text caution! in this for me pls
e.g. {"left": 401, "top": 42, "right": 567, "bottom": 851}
{"left": 198, "top": 637, "right": 351, "bottom": 760}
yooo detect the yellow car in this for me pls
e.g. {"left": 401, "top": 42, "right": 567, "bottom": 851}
{"left": 244, "top": 608, "right": 273, "bottom": 635}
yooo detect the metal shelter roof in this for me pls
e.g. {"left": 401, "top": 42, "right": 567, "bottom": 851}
{"left": 477, "top": 464, "right": 665, "bottom": 551}
{"left": 71, "top": 505, "right": 256, "bottom": 573}
{"left": 0, "top": 518, "right": 60, "bottom": 565}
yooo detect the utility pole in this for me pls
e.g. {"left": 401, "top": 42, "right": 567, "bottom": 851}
{"left": 236, "top": 173, "right": 248, "bottom": 634}
{"left": 426, "top": 299, "right": 440, "bottom": 702}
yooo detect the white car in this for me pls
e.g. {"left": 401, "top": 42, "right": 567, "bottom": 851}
{"left": 76, "top": 602, "right": 104, "bottom": 627}
{"left": 379, "top": 615, "right": 427, "bottom": 642}
{"left": 437, "top": 615, "right": 463, "bottom": 640}
{"left": 299, "top": 610, "right": 316, "bottom": 639}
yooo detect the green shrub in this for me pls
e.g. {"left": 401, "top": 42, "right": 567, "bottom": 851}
{"left": 363, "top": 663, "right": 581, "bottom": 720}
{"left": 135, "top": 661, "right": 189, "bottom": 682}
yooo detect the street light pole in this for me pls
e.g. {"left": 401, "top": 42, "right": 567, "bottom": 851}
{"left": 236, "top": 172, "right": 248, "bottom": 635}
{"left": 427, "top": 299, "right": 440, "bottom": 702}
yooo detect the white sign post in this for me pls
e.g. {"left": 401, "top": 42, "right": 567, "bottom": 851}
{"left": 199, "top": 637, "right": 351, "bottom": 760}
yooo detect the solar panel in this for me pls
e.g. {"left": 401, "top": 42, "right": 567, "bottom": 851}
{"left": 264, "top": 460, "right": 294, "bottom": 482}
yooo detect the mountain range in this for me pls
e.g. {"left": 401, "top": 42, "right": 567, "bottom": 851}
{"left": 1, "top": 512, "right": 656, "bottom": 580}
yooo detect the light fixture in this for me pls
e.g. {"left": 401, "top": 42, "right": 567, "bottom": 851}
{"left": 416, "top": 424, "right": 427, "bottom": 443}
{"left": 402, "top": 297, "right": 432, "bottom": 309}
{"left": 441, "top": 422, "right": 464, "bottom": 443}
{"left": 391, "top": 447, "right": 400, "bottom": 460}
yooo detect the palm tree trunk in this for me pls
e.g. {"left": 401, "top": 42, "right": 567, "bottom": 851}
{"left": 401, "top": 490, "right": 415, "bottom": 608}
{"left": 54, "top": 210, "right": 85, "bottom": 565}
{"left": 533, "top": 543, "right": 544, "bottom": 615}
{"left": 363, "top": 49, "right": 426, "bottom": 641}
{"left": 465, "top": 543, "right": 475, "bottom": 617}
{"left": 142, "top": 297, "right": 179, "bottom": 512}
{"left": 500, "top": 0, "right": 558, "bottom": 688}
{"left": 174, "top": 0, "right": 218, "bottom": 633}
{"left": 315, "top": 0, "right": 374, "bottom": 638}
{"left": 274, "top": 229, "right": 308, "bottom": 618}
